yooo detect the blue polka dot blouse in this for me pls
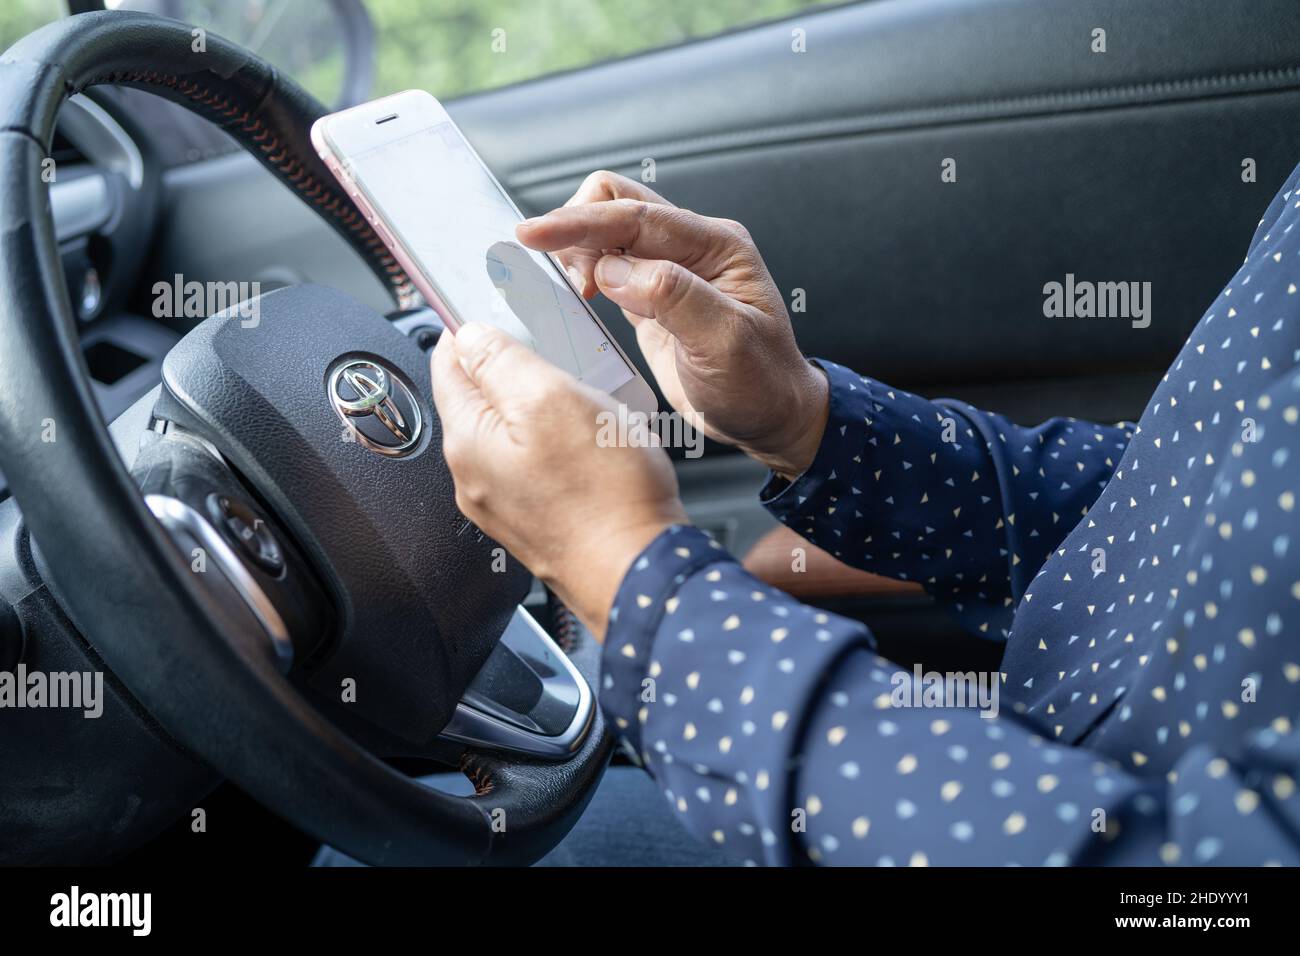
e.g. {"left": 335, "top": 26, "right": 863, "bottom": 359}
{"left": 598, "top": 163, "right": 1300, "bottom": 866}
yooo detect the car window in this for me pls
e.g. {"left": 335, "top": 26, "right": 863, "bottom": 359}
{"left": 364, "top": 0, "right": 837, "bottom": 100}
{"left": 114, "top": 0, "right": 837, "bottom": 107}
{"left": 0, "top": 0, "right": 65, "bottom": 52}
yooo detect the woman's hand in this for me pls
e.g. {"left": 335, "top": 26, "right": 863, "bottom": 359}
{"left": 430, "top": 322, "right": 688, "bottom": 639}
{"left": 516, "top": 170, "right": 829, "bottom": 480}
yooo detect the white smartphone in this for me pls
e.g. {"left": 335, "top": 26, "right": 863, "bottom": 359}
{"left": 312, "top": 89, "right": 657, "bottom": 416}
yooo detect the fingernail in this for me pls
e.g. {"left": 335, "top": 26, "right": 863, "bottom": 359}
{"left": 597, "top": 255, "right": 633, "bottom": 287}
{"left": 566, "top": 265, "right": 586, "bottom": 290}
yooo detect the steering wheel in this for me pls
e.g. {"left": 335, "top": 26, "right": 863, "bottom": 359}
{"left": 0, "top": 10, "right": 612, "bottom": 865}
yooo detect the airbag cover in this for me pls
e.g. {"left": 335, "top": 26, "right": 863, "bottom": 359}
{"left": 160, "top": 284, "right": 529, "bottom": 746}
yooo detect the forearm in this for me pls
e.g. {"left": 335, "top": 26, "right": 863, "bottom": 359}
{"left": 598, "top": 526, "right": 1150, "bottom": 866}
{"left": 599, "top": 525, "right": 873, "bottom": 863}
{"left": 762, "top": 360, "right": 1133, "bottom": 638}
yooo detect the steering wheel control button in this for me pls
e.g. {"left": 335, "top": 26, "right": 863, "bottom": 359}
{"left": 413, "top": 326, "right": 440, "bottom": 351}
{"left": 328, "top": 358, "right": 424, "bottom": 456}
{"left": 209, "top": 494, "right": 285, "bottom": 576}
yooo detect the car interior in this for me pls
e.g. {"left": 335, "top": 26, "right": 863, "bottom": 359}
{"left": 3, "top": 0, "right": 1300, "bottom": 866}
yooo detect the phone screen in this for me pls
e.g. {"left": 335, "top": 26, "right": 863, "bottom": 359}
{"left": 347, "top": 121, "right": 635, "bottom": 395}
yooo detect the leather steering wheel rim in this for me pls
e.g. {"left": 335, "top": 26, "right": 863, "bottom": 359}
{"left": 0, "top": 10, "right": 612, "bottom": 865}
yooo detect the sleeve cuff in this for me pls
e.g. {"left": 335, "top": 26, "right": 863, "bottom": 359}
{"left": 598, "top": 524, "right": 735, "bottom": 751}
{"left": 760, "top": 358, "right": 874, "bottom": 521}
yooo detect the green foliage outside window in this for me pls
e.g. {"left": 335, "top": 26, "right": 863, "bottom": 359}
{"left": 365, "top": 0, "right": 834, "bottom": 100}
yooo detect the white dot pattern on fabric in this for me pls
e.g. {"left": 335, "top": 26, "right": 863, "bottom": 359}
{"left": 598, "top": 163, "right": 1300, "bottom": 866}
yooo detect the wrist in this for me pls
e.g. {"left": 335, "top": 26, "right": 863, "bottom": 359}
{"left": 541, "top": 508, "right": 687, "bottom": 642}
{"left": 743, "top": 360, "right": 829, "bottom": 481}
